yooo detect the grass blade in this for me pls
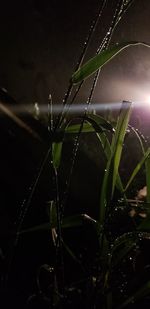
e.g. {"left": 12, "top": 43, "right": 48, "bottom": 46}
{"left": 99, "top": 102, "right": 131, "bottom": 224}
{"left": 117, "top": 281, "right": 150, "bottom": 309}
{"left": 66, "top": 122, "right": 95, "bottom": 133}
{"left": 65, "top": 114, "right": 113, "bottom": 134}
{"left": 111, "top": 101, "right": 132, "bottom": 196}
{"left": 52, "top": 142, "right": 63, "bottom": 169}
{"left": 124, "top": 148, "right": 150, "bottom": 192}
{"left": 72, "top": 42, "right": 150, "bottom": 84}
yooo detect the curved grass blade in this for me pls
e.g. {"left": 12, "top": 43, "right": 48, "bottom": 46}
{"left": 18, "top": 214, "right": 98, "bottom": 234}
{"left": 111, "top": 101, "right": 132, "bottom": 196}
{"left": 129, "top": 125, "right": 145, "bottom": 155}
{"left": 99, "top": 102, "right": 131, "bottom": 225}
{"left": 97, "top": 131, "right": 125, "bottom": 196}
{"left": 65, "top": 114, "right": 113, "bottom": 134}
{"left": 66, "top": 114, "right": 125, "bottom": 195}
{"left": 96, "top": 131, "right": 111, "bottom": 158}
{"left": 85, "top": 114, "right": 113, "bottom": 132}
{"left": 117, "top": 281, "right": 150, "bottom": 309}
{"left": 72, "top": 41, "right": 150, "bottom": 84}
{"left": 124, "top": 148, "right": 150, "bottom": 192}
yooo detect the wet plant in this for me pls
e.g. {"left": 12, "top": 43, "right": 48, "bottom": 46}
{"left": 3, "top": 1, "right": 150, "bottom": 308}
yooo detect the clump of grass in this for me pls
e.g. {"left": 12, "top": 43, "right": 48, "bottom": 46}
{"left": 4, "top": 1, "right": 150, "bottom": 308}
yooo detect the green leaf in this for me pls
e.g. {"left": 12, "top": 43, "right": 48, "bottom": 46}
{"left": 96, "top": 131, "right": 111, "bottom": 158}
{"left": 72, "top": 41, "right": 150, "bottom": 84}
{"left": 85, "top": 114, "right": 113, "bottom": 132}
{"left": 129, "top": 125, "right": 145, "bottom": 155}
{"left": 99, "top": 102, "right": 131, "bottom": 225}
{"left": 124, "top": 148, "right": 150, "bottom": 192}
{"left": 52, "top": 142, "right": 63, "bottom": 169}
{"left": 65, "top": 114, "right": 113, "bottom": 134}
{"left": 97, "top": 131, "right": 126, "bottom": 196}
{"left": 66, "top": 122, "right": 95, "bottom": 133}
{"left": 111, "top": 101, "right": 132, "bottom": 196}
{"left": 19, "top": 214, "right": 98, "bottom": 234}
{"left": 129, "top": 125, "right": 150, "bottom": 202}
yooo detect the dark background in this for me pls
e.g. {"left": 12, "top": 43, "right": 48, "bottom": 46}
{"left": 0, "top": 0, "right": 150, "bottom": 106}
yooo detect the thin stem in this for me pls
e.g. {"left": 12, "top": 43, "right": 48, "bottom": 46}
{"left": 60, "top": 0, "right": 135, "bottom": 216}
{"left": 55, "top": 0, "right": 107, "bottom": 130}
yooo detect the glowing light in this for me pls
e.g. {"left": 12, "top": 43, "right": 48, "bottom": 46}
{"left": 146, "top": 95, "right": 150, "bottom": 105}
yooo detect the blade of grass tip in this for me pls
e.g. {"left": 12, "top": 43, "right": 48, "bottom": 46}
{"left": 124, "top": 148, "right": 150, "bottom": 193}
{"left": 72, "top": 42, "right": 150, "bottom": 84}
{"left": 128, "top": 125, "right": 150, "bottom": 201}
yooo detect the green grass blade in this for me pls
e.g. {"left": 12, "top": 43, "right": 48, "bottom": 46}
{"left": 52, "top": 142, "right": 63, "bottom": 169}
{"left": 124, "top": 148, "right": 150, "bottom": 192}
{"left": 129, "top": 125, "right": 145, "bottom": 155}
{"left": 72, "top": 42, "right": 150, "bottom": 84}
{"left": 66, "top": 122, "right": 95, "bottom": 133}
{"left": 99, "top": 102, "right": 131, "bottom": 224}
{"left": 97, "top": 131, "right": 125, "bottom": 195}
{"left": 85, "top": 114, "right": 113, "bottom": 132}
{"left": 117, "top": 281, "right": 150, "bottom": 309}
{"left": 97, "top": 131, "right": 111, "bottom": 158}
{"left": 99, "top": 158, "right": 113, "bottom": 225}
{"left": 65, "top": 114, "right": 113, "bottom": 134}
{"left": 111, "top": 101, "right": 132, "bottom": 196}
{"left": 19, "top": 214, "right": 97, "bottom": 234}
{"left": 129, "top": 125, "right": 150, "bottom": 202}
